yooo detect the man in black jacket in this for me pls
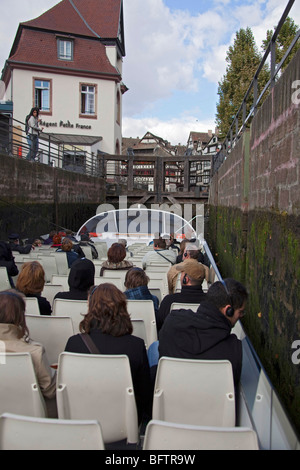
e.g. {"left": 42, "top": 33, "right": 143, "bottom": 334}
{"left": 0, "top": 241, "right": 19, "bottom": 287}
{"left": 156, "top": 259, "right": 207, "bottom": 331}
{"left": 8, "top": 233, "right": 32, "bottom": 255}
{"left": 158, "top": 278, "right": 248, "bottom": 387}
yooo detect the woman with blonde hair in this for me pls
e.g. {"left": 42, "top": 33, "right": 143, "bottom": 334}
{"left": 56, "top": 238, "right": 79, "bottom": 268}
{"left": 65, "top": 283, "right": 152, "bottom": 422}
{"left": 16, "top": 261, "right": 51, "bottom": 315}
{"left": 0, "top": 289, "right": 56, "bottom": 400}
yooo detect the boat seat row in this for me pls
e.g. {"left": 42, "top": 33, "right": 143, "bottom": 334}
{"left": 0, "top": 353, "right": 259, "bottom": 449}
{"left": 0, "top": 412, "right": 259, "bottom": 450}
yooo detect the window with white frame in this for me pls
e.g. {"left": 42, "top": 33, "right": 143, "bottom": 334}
{"left": 80, "top": 84, "right": 96, "bottom": 116}
{"left": 57, "top": 39, "right": 73, "bottom": 60}
{"left": 34, "top": 79, "right": 51, "bottom": 112}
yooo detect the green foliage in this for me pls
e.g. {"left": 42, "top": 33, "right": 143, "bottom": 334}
{"left": 216, "top": 17, "right": 298, "bottom": 140}
{"left": 216, "top": 27, "right": 268, "bottom": 139}
{"left": 261, "top": 17, "right": 299, "bottom": 73}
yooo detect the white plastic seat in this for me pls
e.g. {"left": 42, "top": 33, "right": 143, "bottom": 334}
{"left": 148, "top": 287, "right": 161, "bottom": 301}
{"left": 143, "top": 420, "right": 259, "bottom": 450}
{"left": 37, "top": 255, "right": 58, "bottom": 282}
{"left": 94, "top": 276, "right": 123, "bottom": 290}
{"left": 102, "top": 269, "right": 127, "bottom": 280}
{"left": 42, "top": 284, "right": 64, "bottom": 307}
{"left": 56, "top": 352, "right": 139, "bottom": 444}
{"left": 79, "top": 245, "right": 93, "bottom": 260}
{"left": 50, "top": 252, "right": 70, "bottom": 275}
{"left": 153, "top": 357, "right": 236, "bottom": 427}
{"left": 126, "top": 299, "right": 157, "bottom": 347}
{"left": 52, "top": 298, "right": 88, "bottom": 333}
{"left": 0, "top": 266, "right": 11, "bottom": 291}
{"left": 0, "top": 352, "right": 47, "bottom": 417}
{"left": 51, "top": 274, "right": 69, "bottom": 290}
{"left": 131, "top": 319, "right": 149, "bottom": 348}
{"left": 131, "top": 260, "right": 143, "bottom": 268}
{"left": 0, "top": 413, "right": 105, "bottom": 450}
{"left": 25, "top": 297, "right": 40, "bottom": 315}
{"left": 170, "top": 302, "right": 200, "bottom": 312}
{"left": 146, "top": 264, "right": 170, "bottom": 273}
{"left": 147, "top": 279, "right": 168, "bottom": 299}
{"left": 10, "top": 254, "right": 25, "bottom": 263}
{"left": 25, "top": 314, "right": 74, "bottom": 366}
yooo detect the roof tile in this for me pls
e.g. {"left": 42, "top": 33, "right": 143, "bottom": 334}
{"left": 9, "top": 28, "right": 119, "bottom": 78}
{"left": 22, "top": 0, "right": 121, "bottom": 39}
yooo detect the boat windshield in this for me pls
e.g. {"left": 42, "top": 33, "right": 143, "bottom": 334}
{"left": 77, "top": 208, "right": 197, "bottom": 245}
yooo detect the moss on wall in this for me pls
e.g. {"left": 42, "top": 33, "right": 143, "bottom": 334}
{"left": 205, "top": 205, "right": 300, "bottom": 434}
{"left": 205, "top": 205, "right": 246, "bottom": 282}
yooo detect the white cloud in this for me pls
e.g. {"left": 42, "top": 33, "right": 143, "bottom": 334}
{"left": 1, "top": 0, "right": 298, "bottom": 146}
{"left": 0, "top": 0, "right": 58, "bottom": 69}
{"left": 122, "top": 114, "right": 216, "bottom": 146}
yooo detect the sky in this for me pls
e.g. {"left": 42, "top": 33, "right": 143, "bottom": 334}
{"left": 0, "top": 0, "right": 299, "bottom": 145}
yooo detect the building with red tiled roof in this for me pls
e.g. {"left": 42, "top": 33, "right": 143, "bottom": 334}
{"left": 1, "top": 0, "right": 127, "bottom": 167}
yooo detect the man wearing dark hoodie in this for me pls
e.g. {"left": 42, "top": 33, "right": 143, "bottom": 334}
{"left": 158, "top": 278, "right": 248, "bottom": 388}
{"left": 54, "top": 258, "right": 95, "bottom": 301}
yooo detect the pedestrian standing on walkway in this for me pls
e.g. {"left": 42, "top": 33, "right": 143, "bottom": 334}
{"left": 26, "top": 107, "right": 43, "bottom": 161}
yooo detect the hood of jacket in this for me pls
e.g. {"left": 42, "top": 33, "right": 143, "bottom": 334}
{"left": 159, "top": 301, "right": 233, "bottom": 358}
{"left": 68, "top": 258, "right": 95, "bottom": 291}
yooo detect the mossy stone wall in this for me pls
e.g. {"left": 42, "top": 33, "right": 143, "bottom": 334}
{"left": 206, "top": 49, "right": 300, "bottom": 434}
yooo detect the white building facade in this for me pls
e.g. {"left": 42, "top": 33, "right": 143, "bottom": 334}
{"left": 1, "top": 0, "right": 127, "bottom": 171}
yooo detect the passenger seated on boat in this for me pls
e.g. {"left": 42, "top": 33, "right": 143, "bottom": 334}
{"left": 64, "top": 283, "right": 152, "bottom": 423}
{"left": 175, "top": 239, "right": 189, "bottom": 264}
{"left": 124, "top": 267, "right": 159, "bottom": 314}
{"left": 79, "top": 233, "right": 98, "bottom": 259}
{"left": 51, "top": 234, "right": 62, "bottom": 248}
{"left": 167, "top": 243, "right": 209, "bottom": 294}
{"left": 156, "top": 260, "right": 206, "bottom": 331}
{"left": 100, "top": 243, "right": 133, "bottom": 276}
{"left": 0, "top": 289, "right": 56, "bottom": 400}
{"left": 54, "top": 258, "right": 95, "bottom": 301}
{"left": 118, "top": 238, "right": 133, "bottom": 258}
{"left": 158, "top": 278, "right": 248, "bottom": 389}
{"left": 16, "top": 261, "right": 52, "bottom": 316}
{"left": 56, "top": 238, "right": 79, "bottom": 268}
{"left": 142, "top": 238, "right": 177, "bottom": 269}
{"left": 8, "top": 232, "right": 32, "bottom": 255}
{"left": 164, "top": 233, "right": 180, "bottom": 253}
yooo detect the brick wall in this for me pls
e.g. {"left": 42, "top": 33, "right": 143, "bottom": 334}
{"left": 250, "top": 48, "right": 300, "bottom": 214}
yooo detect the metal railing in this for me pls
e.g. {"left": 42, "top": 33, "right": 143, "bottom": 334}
{"left": 212, "top": 0, "right": 299, "bottom": 175}
{"left": 0, "top": 114, "right": 103, "bottom": 177}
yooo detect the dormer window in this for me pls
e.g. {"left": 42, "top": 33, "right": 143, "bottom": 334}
{"left": 57, "top": 38, "right": 73, "bottom": 60}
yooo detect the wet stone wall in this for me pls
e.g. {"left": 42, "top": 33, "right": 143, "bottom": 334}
{"left": 0, "top": 153, "right": 105, "bottom": 240}
{"left": 206, "top": 49, "right": 300, "bottom": 433}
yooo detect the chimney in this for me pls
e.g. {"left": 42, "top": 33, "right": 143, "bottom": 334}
{"left": 208, "top": 129, "right": 212, "bottom": 137}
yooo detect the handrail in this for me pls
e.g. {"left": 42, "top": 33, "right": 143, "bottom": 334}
{"left": 212, "top": 0, "right": 299, "bottom": 175}
{"left": 0, "top": 113, "right": 102, "bottom": 177}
